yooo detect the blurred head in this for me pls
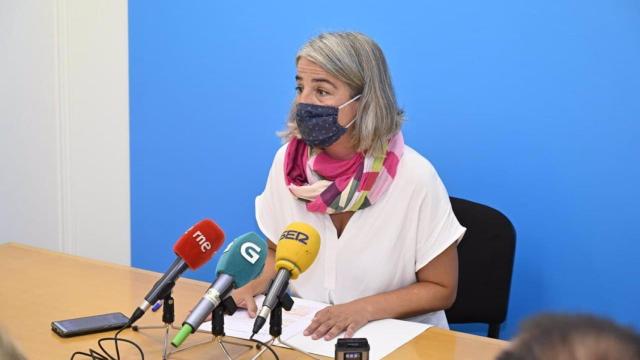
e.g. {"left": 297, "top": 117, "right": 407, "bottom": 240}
{"left": 282, "top": 32, "right": 404, "bottom": 156}
{"left": 497, "top": 314, "right": 640, "bottom": 360}
{"left": 0, "top": 329, "right": 25, "bottom": 360}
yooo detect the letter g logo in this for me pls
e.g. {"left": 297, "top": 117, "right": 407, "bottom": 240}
{"left": 240, "top": 242, "right": 261, "bottom": 264}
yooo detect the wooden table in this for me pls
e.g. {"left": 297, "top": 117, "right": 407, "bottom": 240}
{"left": 0, "top": 243, "right": 507, "bottom": 359}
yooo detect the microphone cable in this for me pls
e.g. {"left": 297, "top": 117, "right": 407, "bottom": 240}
{"left": 69, "top": 325, "right": 279, "bottom": 360}
{"left": 69, "top": 325, "right": 144, "bottom": 360}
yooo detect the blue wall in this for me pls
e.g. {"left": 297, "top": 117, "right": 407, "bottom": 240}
{"left": 129, "top": 1, "right": 640, "bottom": 339}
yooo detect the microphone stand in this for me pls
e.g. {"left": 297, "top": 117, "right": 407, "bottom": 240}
{"left": 251, "top": 291, "right": 319, "bottom": 360}
{"left": 131, "top": 282, "right": 181, "bottom": 360}
{"left": 169, "top": 296, "right": 252, "bottom": 360}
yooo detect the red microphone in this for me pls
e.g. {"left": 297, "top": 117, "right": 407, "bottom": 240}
{"left": 173, "top": 220, "right": 224, "bottom": 269}
{"left": 128, "top": 219, "right": 224, "bottom": 325}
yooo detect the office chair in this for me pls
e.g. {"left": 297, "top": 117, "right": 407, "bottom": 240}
{"left": 445, "top": 197, "right": 516, "bottom": 339}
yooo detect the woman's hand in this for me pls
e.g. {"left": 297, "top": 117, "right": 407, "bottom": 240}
{"left": 228, "top": 245, "right": 277, "bottom": 319}
{"left": 231, "top": 287, "right": 258, "bottom": 318}
{"left": 303, "top": 302, "right": 370, "bottom": 340}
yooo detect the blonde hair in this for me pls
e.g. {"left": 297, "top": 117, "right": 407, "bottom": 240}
{"left": 281, "top": 32, "right": 403, "bottom": 156}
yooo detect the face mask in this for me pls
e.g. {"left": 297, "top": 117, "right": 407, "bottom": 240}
{"left": 296, "top": 94, "right": 362, "bottom": 148}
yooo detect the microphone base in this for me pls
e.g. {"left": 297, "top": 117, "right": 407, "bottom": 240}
{"left": 170, "top": 335, "right": 254, "bottom": 360}
{"left": 132, "top": 322, "right": 182, "bottom": 360}
{"left": 211, "top": 296, "right": 238, "bottom": 337}
{"left": 131, "top": 291, "right": 179, "bottom": 360}
{"left": 253, "top": 275, "right": 294, "bottom": 336}
{"left": 269, "top": 292, "right": 294, "bottom": 338}
{"left": 171, "top": 297, "right": 251, "bottom": 360}
{"left": 252, "top": 290, "right": 295, "bottom": 338}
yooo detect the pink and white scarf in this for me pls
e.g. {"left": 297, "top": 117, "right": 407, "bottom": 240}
{"left": 284, "top": 132, "right": 404, "bottom": 214}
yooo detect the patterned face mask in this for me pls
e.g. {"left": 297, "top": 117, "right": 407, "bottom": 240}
{"left": 295, "top": 94, "right": 361, "bottom": 148}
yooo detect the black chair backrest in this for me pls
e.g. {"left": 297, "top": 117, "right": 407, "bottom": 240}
{"left": 445, "top": 197, "right": 516, "bottom": 338}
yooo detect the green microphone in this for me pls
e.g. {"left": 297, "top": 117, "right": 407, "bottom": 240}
{"left": 171, "top": 232, "right": 267, "bottom": 348}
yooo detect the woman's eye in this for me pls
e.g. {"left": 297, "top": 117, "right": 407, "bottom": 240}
{"left": 317, "top": 88, "right": 329, "bottom": 97}
{"left": 295, "top": 86, "right": 303, "bottom": 94}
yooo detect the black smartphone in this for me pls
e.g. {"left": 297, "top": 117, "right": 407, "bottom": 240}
{"left": 51, "top": 312, "right": 130, "bottom": 338}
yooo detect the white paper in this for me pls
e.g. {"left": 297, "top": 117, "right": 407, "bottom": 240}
{"left": 284, "top": 318, "right": 430, "bottom": 359}
{"left": 198, "top": 295, "right": 328, "bottom": 343}
{"left": 199, "top": 296, "right": 431, "bottom": 360}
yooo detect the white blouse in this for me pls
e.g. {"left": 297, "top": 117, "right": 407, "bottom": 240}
{"left": 255, "top": 144, "right": 466, "bottom": 328}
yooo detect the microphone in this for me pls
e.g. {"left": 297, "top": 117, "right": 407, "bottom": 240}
{"left": 171, "top": 232, "right": 268, "bottom": 347}
{"left": 128, "top": 219, "right": 224, "bottom": 325}
{"left": 251, "top": 222, "right": 320, "bottom": 336}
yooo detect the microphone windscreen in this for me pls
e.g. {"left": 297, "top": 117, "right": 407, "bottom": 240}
{"left": 216, "top": 232, "right": 267, "bottom": 288}
{"left": 174, "top": 219, "right": 225, "bottom": 269}
{"left": 275, "top": 222, "right": 320, "bottom": 279}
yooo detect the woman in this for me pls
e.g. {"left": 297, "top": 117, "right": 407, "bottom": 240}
{"left": 232, "top": 32, "right": 466, "bottom": 341}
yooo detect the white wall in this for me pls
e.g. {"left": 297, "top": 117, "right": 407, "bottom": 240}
{"left": 0, "top": 0, "right": 130, "bottom": 265}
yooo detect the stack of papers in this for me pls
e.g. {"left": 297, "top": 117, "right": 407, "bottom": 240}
{"left": 198, "top": 295, "right": 431, "bottom": 359}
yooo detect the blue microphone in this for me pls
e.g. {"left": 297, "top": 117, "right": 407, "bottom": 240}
{"left": 171, "top": 232, "right": 267, "bottom": 347}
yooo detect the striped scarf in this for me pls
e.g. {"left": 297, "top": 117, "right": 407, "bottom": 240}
{"left": 284, "top": 132, "right": 404, "bottom": 214}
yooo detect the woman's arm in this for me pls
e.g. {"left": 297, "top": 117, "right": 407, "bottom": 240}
{"left": 230, "top": 240, "right": 278, "bottom": 317}
{"left": 304, "top": 242, "right": 459, "bottom": 340}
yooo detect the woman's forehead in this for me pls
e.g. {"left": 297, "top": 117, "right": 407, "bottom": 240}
{"left": 296, "top": 58, "right": 344, "bottom": 86}
{"left": 297, "top": 58, "right": 330, "bottom": 77}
